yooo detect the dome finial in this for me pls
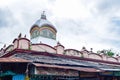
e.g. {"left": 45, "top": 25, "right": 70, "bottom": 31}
{"left": 41, "top": 11, "right": 46, "bottom": 19}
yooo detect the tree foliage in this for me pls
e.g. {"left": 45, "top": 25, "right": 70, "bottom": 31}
{"left": 97, "top": 49, "right": 115, "bottom": 57}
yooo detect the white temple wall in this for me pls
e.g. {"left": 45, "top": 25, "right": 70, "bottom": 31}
{"left": 101, "top": 54, "right": 107, "bottom": 60}
{"left": 56, "top": 46, "right": 64, "bottom": 54}
{"left": 88, "top": 54, "right": 102, "bottom": 60}
{"left": 13, "top": 39, "right": 18, "bottom": 49}
{"left": 31, "top": 45, "right": 46, "bottom": 52}
{"left": 5, "top": 45, "right": 13, "bottom": 53}
{"left": 65, "top": 50, "right": 82, "bottom": 57}
{"left": 117, "top": 57, "right": 120, "bottom": 62}
{"left": 82, "top": 51, "right": 89, "bottom": 58}
{"left": 73, "top": 52, "right": 82, "bottom": 57}
{"left": 31, "top": 44, "right": 56, "bottom": 53}
{"left": 18, "top": 39, "right": 30, "bottom": 49}
{"left": 107, "top": 57, "right": 118, "bottom": 62}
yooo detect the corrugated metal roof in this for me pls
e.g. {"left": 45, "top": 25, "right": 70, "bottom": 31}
{"left": 13, "top": 54, "right": 91, "bottom": 66}
{"left": 0, "top": 57, "right": 30, "bottom": 62}
{"left": 12, "top": 53, "right": 120, "bottom": 72}
{"left": 33, "top": 63, "right": 103, "bottom": 72}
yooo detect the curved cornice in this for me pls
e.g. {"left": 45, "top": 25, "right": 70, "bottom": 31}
{"left": 32, "top": 43, "right": 56, "bottom": 50}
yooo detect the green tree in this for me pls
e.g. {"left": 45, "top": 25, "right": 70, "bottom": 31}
{"left": 97, "top": 49, "right": 115, "bottom": 57}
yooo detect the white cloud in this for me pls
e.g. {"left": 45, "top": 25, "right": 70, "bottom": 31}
{"left": 0, "top": 0, "right": 120, "bottom": 54}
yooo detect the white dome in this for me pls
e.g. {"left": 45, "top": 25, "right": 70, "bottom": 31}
{"left": 32, "top": 12, "right": 57, "bottom": 32}
{"left": 30, "top": 11, "right": 57, "bottom": 47}
{"left": 34, "top": 18, "right": 55, "bottom": 28}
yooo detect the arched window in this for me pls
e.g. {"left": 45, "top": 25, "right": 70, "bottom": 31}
{"left": 31, "top": 30, "right": 40, "bottom": 39}
{"left": 40, "top": 29, "right": 56, "bottom": 39}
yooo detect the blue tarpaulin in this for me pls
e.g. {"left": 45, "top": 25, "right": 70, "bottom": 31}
{"left": 13, "top": 75, "right": 25, "bottom": 80}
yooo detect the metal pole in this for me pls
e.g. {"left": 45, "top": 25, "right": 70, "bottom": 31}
{"left": 78, "top": 71, "right": 81, "bottom": 80}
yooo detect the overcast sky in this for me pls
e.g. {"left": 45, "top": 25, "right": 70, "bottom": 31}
{"left": 0, "top": 0, "right": 120, "bottom": 53}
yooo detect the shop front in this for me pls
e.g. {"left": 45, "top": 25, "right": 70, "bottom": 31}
{"left": 0, "top": 58, "right": 30, "bottom": 80}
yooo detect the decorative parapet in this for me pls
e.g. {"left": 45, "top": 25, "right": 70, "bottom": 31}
{"left": 4, "top": 45, "right": 14, "bottom": 53}
{"left": 13, "top": 34, "right": 30, "bottom": 50}
{"left": 1, "top": 33, "right": 120, "bottom": 63}
{"left": 64, "top": 48, "right": 119, "bottom": 63}
{"left": 31, "top": 43, "right": 56, "bottom": 54}
{"left": 55, "top": 42, "right": 64, "bottom": 54}
{"left": 64, "top": 49, "right": 82, "bottom": 57}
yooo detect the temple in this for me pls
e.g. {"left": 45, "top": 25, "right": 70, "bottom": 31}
{"left": 0, "top": 12, "right": 120, "bottom": 80}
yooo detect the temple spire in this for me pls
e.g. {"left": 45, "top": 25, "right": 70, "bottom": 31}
{"left": 41, "top": 11, "right": 46, "bottom": 19}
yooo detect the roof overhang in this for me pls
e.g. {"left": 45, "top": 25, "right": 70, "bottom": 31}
{"left": 33, "top": 63, "right": 103, "bottom": 73}
{"left": 0, "top": 57, "right": 31, "bottom": 63}
{"left": 100, "top": 68, "right": 120, "bottom": 71}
